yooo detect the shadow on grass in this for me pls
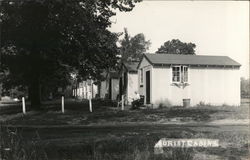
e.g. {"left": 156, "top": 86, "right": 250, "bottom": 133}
{"left": 1, "top": 124, "right": 249, "bottom": 160}
{"left": 3, "top": 98, "right": 249, "bottom": 126}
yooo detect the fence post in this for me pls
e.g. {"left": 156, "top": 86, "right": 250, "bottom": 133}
{"left": 88, "top": 79, "right": 93, "bottom": 112}
{"left": 22, "top": 97, "right": 26, "bottom": 114}
{"left": 62, "top": 96, "right": 64, "bottom": 113}
{"left": 89, "top": 97, "right": 92, "bottom": 112}
{"left": 121, "top": 95, "right": 124, "bottom": 111}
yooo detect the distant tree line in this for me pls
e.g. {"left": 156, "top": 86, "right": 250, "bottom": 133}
{"left": 119, "top": 32, "right": 196, "bottom": 62}
{"left": 156, "top": 39, "right": 196, "bottom": 55}
{"left": 241, "top": 77, "right": 250, "bottom": 98}
{"left": 119, "top": 28, "right": 151, "bottom": 61}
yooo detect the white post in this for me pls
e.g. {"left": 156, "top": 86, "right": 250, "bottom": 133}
{"left": 89, "top": 80, "right": 93, "bottom": 112}
{"left": 86, "top": 79, "right": 93, "bottom": 112}
{"left": 62, "top": 96, "right": 64, "bottom": 113}
{"left": 121, "top": 95, "right": 124, "bottom": 111}
{"left": 89, "top": 97, "right": 92, "bottom": 112}
{"left": 22, "top": 97, "right": 26, "bottom": 114}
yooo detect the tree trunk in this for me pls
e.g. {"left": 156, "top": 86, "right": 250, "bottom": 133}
{"left": 29, "top": 77, "right": 41, "bottom": 110}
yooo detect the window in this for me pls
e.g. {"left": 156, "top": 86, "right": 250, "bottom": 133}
{"left": 140, "top": 68, "right": 143, "bottom": 84}
{"left": 182, "top": 66, "right": 188, "bottom": 82}
{"left": 172, "top": 66, "right": 188, "bottom": 83}
{"left": 172, "top": 66, "right": 180, "bottom": 82}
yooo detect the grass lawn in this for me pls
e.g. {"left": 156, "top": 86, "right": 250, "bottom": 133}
{"left": 1, "top": 124, "right": 249, "bottom": 160}
{"left": 1, "top": 98, "right": 249, "bottom": 125}
{"left": 0, "top": 98, "right": 249, "bottom": 160}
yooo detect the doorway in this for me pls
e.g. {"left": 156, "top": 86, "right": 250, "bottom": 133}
{"left": 146, "top": 71, "right": 150, "bottom": 104}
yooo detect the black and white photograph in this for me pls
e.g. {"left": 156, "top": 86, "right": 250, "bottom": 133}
{"left": 0, "top": 0, "right": 249, "bottom": 159}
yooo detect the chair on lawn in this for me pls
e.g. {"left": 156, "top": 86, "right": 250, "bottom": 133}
{"left": 131, "top": 95, "right": 145, "bottom": 109}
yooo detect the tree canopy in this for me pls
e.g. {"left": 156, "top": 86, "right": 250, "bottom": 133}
{"left": 0, "top": 0, "right": 141, "bottom": 109}
{"left": 156, "top": 39, "right": 196, "bottom": 55}
{"left": 119, "top": 28, "right": 151, "bottom": 61}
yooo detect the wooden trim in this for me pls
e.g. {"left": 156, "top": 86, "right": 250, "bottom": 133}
{"left": 137, "top": 54, "right": 151, "bottom": 70}
{"left": 128, "top": 70, "right": 138, "bottom": 73}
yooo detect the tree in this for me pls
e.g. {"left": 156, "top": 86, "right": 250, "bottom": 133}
{"left": 120, "top": 28, "right": 151, "bottom": 61}
{"left": 0, "top": 0, "right": 141, "bottom": 109}
{"left": 156, "top": 39, "right": 196, "bottom": 55}
{"left": 241, "top": 77, "right": 250, "bottom": 98}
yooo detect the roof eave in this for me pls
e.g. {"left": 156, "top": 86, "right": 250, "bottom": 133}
{"left": 137, "top": 54, "right": 153, "bottom": 69}
{"left": 152, "top": 63, "right": 241, "bottom": 68}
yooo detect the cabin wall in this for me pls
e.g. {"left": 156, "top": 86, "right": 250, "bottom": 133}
{"left": 151, "top": 66, "right": 240, "bottom": 106}
{"left": 188, "top": 67, "right": 240, "bottom": 106}
{"left": 151, "top": 66, "right": 172, "bottom": 106}
{"left": 138, "top": 70, "right": 143, "bottom": 96}
{"left": 92, "top": 85, "right": 98, "bottom": 98}
{"left": 100, "top": 81, "right": 108, "bottom": 99}
{"left": 126, "top": 72, "right": 139, "bottom": 104}
{"left": 111, "top": 78, "right": 119, "bottom": 100}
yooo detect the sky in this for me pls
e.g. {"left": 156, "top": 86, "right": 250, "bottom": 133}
{"left": 109, "top": 1, "right": 249, "bottom": 78}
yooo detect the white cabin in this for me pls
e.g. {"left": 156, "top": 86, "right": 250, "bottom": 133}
{"left": 138, "top": 54, "right": 241, "bottom": 107}
{"left": 119, "top": 61, "right": 139, "bottom": 105}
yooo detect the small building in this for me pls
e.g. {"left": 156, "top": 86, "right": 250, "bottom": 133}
{"left": 138, "top": 54, "right": 241, "bottom": 106}
{"left": 73, "top": 80, "right": 98, "bottom": 99}
{"left": 99, "top": 71, "right": 119, "bottom": 101}
{"left": 119, "top": 61, "right": 139, "bottom": 105}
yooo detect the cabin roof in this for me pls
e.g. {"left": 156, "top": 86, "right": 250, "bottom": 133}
{"left": 143, "top": 54, "right": 241, "bottom": 67}
{"left": 109, "top": 71, "right": 119, "bottom": 78}
{"left": 123, "top": 61, "right": 139, "bottom": 72}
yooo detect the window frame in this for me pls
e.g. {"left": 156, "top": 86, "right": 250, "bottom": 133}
{"left": 172, "top": 65, "right": 181, "bottom": 83}
{"left": 172, "top": 65, "right": 188, "bottom": 84}
{"left": 182, "top": 66, "right": 188, "bottom": 83}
